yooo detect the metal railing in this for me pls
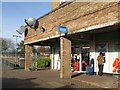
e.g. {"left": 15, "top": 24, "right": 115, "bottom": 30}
{"left": 2, "top": 59, "right": 18, "bottom": 69}
{"left": 1, "top": 53, "right": 50, "bottom": 70}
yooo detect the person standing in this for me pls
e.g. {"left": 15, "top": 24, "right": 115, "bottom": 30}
{"left": 97, "top": 52, "right": 104, "bottom": 76}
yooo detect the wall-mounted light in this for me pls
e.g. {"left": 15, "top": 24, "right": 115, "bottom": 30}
{"left": 40, "top": 26, "right": 45, "bottom": 32}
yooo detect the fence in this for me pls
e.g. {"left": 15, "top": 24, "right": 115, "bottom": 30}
{"left": 1, "top": 53, "right": 50, "bottom": 70}
{"left": 2, "top": 59, "right": 18, "bottom": 69}
{"left": 1, "top": 53, "right": 25, "bottom": 69}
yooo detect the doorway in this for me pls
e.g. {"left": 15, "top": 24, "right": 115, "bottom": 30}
{"left": 81, "top": 46, "right": 90, "bottom": 71}
{"left": 71, "top": 47, "right": 81, "bottom": 72}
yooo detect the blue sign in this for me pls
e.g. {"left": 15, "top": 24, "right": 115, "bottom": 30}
{"left": 58, "top": 26, "right": 68, "bottom": 33}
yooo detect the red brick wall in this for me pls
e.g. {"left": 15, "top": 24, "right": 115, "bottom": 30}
{"left": 60, "top": 37, "right": 71, "bottom": 79}
{"left": 25, "top": 45, "right": 33, "bottom": 71}
{"left": 24, "top": 2, "right": 118, "bottom": 44}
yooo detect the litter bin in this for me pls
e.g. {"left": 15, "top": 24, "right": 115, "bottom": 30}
{"left": 86, "top": 66, "right": 93, "bottom": 75}
{"left": 86, "top": 58, "right": 94, "bottom": 75}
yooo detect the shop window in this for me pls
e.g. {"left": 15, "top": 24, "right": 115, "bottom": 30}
{"left": 72, "top": 47, "right": 80, "bottom": 54}
{"left": 81, "top": 47, "right": 90, "bottom": 71}
{"left": 108, "top": 42, "right": 120, "bottom": 52}
{"left": 108, "top": 42, "right": 114, "bottom": 52}
{"left": 114, "top": 42, "right": 120, "bottom": 52}
{"left": 96, "top": 43, "right": 107, "bottom": 63}
{"left": 96, "top": 43, "right": 107, "bottom": 52}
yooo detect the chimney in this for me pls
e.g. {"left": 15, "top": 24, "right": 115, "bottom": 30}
{"left": 52, "top": 0, "right": 60, "bottom": 10}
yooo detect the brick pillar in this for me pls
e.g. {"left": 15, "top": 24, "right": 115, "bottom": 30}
{"left": 60, "top": 37, "right": 71, "bottom": 79}
{"left": 25, "top": 44, "right": 33, "bottom": 71}
{"left": 50, "top": 46, "right": 52, "bottom": 69}
{"left": 16, "top": 57, "right": 19, "bottom": 65}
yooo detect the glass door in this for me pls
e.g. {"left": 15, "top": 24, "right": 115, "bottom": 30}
{"left": 81, "top": 47, "right": 90, "bottom": 71}
{"left": 71, "top": 47, "right": 80, "bottom": 72}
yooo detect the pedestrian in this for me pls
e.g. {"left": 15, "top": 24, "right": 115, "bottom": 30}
{"left": 97, "top": 52, "right": 105, "bottom": 76}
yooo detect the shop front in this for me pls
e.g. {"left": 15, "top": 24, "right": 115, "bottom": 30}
{"left": 51, "top": 25, "right": 120, "bottom": 75}
{"left": 94, "top": 29, "right": 120, "bottom": 74}
{"left": 24, "top": 1, "right": 119, "bottom": 79}
{"left": 51, "top": 43, "right": 91, "bottom": 73}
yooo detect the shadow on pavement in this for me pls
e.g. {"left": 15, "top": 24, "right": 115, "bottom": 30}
{"left": 54, "top": 85, "right": 109, "bottom": 90}
{"left": 2, "top": 77, "right": 39, "bottom": 88}
{"left": 71, "top": 73, "right": 85, "bottom": 78}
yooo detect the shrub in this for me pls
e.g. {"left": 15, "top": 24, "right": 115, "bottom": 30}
{"left": 34, "top": 57, "right": 50, "bottom": 68}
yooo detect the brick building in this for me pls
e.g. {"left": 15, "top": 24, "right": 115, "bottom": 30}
{"left": 24, "top": 0, "right": 120, "bottom": 79}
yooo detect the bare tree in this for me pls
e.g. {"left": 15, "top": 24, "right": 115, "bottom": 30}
{"left": 17, "top": 40, "right": 25, "bottom": 54}
{"left": 0, "top": 38, "right": 15, "bottom": 53}
{"left": 37, "top": 46, "right": 45, "bottom": 55}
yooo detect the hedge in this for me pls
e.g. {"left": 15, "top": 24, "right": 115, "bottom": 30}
{"left": 34, "top": 57, "right": 50, "bottom": 68}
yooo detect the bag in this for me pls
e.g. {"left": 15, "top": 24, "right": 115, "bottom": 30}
{"left": 103, "top": 57, "right": 105, "bottom": 63}
{"left": 117, "top": 69, "right": 120, "bottom": 73}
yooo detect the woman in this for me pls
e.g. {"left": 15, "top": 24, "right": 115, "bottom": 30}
{"left": 97, "top": 52, "right": 104, "bottom": 76}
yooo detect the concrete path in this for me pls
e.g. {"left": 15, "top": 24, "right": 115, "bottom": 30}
{"left": 72, "top": 72, "right": 119, "bottom": 89}
{"left": 2, "top": 64, "right": 119, "bottom": 89}
{"left": 2, "top": 65, "right": 101, "bottom": 89}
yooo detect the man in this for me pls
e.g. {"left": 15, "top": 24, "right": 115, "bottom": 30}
{"left": 97, "top": 52, "right": 104, "bottom": 76}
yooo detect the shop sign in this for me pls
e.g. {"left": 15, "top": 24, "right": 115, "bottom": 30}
{"left": 58, "top": 26, "right": 68, "bottom": 33}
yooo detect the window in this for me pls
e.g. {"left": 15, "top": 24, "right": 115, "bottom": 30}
{"left": 96, "top": 43, "right": 107, "bottom": 52}
{"left": 25, "top": 28, "right": 28, "bottom": 37}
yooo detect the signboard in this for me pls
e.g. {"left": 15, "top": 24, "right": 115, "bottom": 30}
{"left": 58, "top": 26, "right": 68, "bottom": 34}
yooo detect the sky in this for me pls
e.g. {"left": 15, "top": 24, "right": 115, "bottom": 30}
{"left": 1, "top": 1, "right": 52, "bottom": 44}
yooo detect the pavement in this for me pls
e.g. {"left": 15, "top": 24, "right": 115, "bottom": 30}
{"left": 72, "top": 72, "right": 119, "bottom": 89}
{"left": 1, "top": 64, "right": 120, "bottom": 89}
